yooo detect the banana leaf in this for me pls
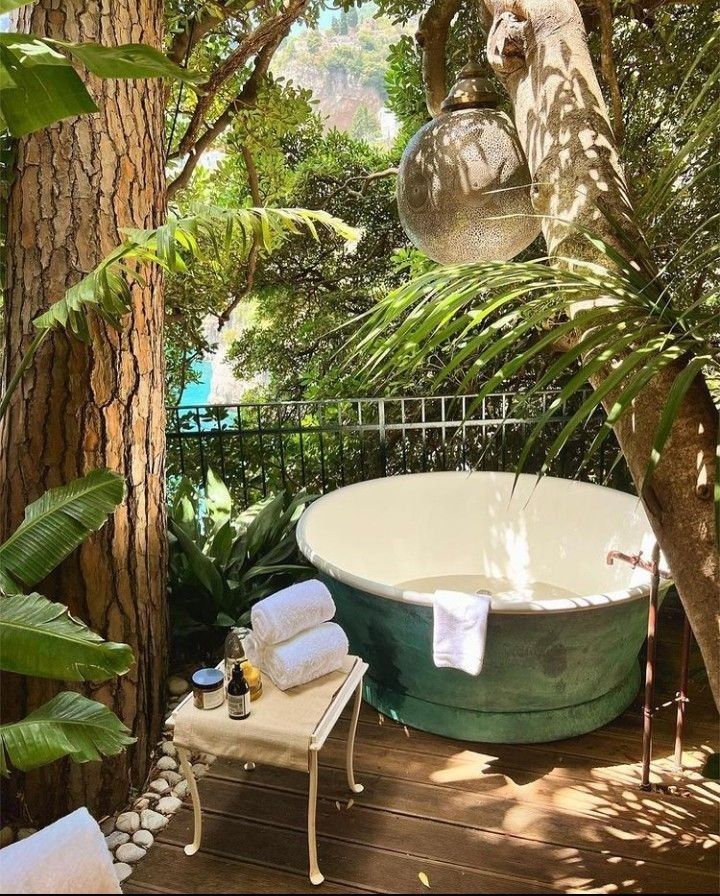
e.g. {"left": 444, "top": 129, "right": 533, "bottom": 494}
{"left": 0, "top": 691, "right": 135, "bottom": 775}
{"left": 0, "top": 592, "right": 134, "bottom": 681}
{"left": 0, "top": 469, "right": 125, "bottom": 590}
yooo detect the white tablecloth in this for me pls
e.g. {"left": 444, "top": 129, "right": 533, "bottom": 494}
{"left": 173, "top": 656, "right": 359, "bottom": 772}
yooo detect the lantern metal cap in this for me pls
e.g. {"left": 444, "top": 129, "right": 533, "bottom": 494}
{"left": 440, "top": 61, "right": 500, "bottom": 112}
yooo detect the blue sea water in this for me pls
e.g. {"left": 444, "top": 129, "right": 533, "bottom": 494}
{"left": 178, "top": 359, "right": 212, "bottom": 406}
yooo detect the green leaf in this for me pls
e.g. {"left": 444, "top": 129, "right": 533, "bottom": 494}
{"left": 205, "top": 467, "right": 232, "bottom": 531}
{"left": 53, "top": 40, "right": 203, "bottom": 84}
{"left": 0, "top": 32, "right": 201, "bottom": 137}
{"left": 169, "top": 518, "right": 225, "bottom": 603}
{"left": 243, "top": 493, "right": 285, "bottom": 558}
{"left": 0, "top": 592, "right": 134, "bottom": 681}
{"left": 0, "top": 469, "right": 125, "bottom": 589}
{"left": 0, "top": 691, "right": 134, "bottom": 775}
{"left": 0, "top": 40, "right": 96, "bottom": 137}
{"left": 0, "top": 0, "right": 32, "bottom": 11}
{"left": 208, "top": 521, "right": 235, "bottom": 569}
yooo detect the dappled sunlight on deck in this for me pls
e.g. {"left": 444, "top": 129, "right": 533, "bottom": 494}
{"left": 127, "top": 614, "right": 718, "bottom": 894}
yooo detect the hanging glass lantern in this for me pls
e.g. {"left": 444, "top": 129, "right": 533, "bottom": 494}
{"left": 397, "top": 61, "right": 541, "bottom": 264}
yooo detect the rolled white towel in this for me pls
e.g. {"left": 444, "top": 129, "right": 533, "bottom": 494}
{"left": 0, "top": 807, "right": 121, "bottom": 894}
{"left": 246, "top": 622, "right": 349, "bottom": 691}
{"left": 251, "top": 578, "right": 335, "bottom": 645}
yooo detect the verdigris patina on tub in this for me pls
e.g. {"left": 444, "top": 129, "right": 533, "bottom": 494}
{"left": 297, "top": 472, "right": 666, "bottom": 743}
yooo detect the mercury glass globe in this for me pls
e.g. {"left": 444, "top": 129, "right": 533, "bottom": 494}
{"left": 397, "top": 62, "right": 541, "bottom": 264}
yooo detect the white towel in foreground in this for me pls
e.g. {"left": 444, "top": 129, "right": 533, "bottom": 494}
{"left": 433, "top": 590, "right": 491, "bottom": 676}
{"left": 0, "top": 807, "right": 121, "bottom": 894}
{"left": 251, "top": 578, "right": 335, "bottom": 645}
{"left": 246, "top": 622, "right": 349, "bottom": 691}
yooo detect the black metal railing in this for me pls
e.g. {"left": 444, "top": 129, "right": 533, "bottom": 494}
{"left": 166, "top": 391, "right": 632, "bottom": 507}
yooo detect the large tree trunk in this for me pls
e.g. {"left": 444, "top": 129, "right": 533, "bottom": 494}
{"left": 0, "top": 0, "right": 168, "bottom": 822}
{"left": 483, "top": 0, "right": 720, "bottom": 706}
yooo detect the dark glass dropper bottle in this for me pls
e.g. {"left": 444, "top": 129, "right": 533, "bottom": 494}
{"left": 227, "top": 661, "right": 250, "bottom": 720}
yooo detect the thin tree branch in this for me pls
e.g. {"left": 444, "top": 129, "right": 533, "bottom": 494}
{"left": 415, "top": 0, "right": 462, "bottom": 118}
{"left": 322, "top": 168, "right": 399, "bottom": 203}
{"left": 595, "top": 0, "right": 625, "bottom": 145}
{"left": 167, "top": 35, "right": 282, "bottom": 199}
{"left": 177, "top": 0, "right": 309, "bottom": 157}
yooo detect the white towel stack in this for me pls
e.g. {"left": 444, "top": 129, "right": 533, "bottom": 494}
{"left": 247, "top": 579, "right": 349, "bottom": 690}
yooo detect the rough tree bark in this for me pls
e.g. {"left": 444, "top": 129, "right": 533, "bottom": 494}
{"left": 482, "top": 0, "right": 719, "bottom": 705}
{"left": 0, "top": 0, "right": 168, "bottom": 821}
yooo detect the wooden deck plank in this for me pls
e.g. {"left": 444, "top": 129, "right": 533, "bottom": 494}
{"left": 129, "top": 841, "right": 365, "bottom": 894}
{"left": 325, "top": 719, "right": 719, "bottom": 807}
{"left": 125, "top": 613, "right": 718, "bottom": 894}
{"left": 188, "top": 767, "right": 717, "bottom": 893}
{"left": 206, "top": 758, "right": 718, "bottom": 875}
{"left": 345, "top": 706, "right": 717, "bottom": 769}
{"left": 155, "top": 806, "right": 555, "bottom": 894}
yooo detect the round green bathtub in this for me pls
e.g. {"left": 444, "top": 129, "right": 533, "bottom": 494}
{"left": 297, "top": 472, "right": 664, "bottom": 743}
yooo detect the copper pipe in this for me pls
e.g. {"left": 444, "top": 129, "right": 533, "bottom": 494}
{"left": 640, "top": 542, "right": 661, "bottom": 791}
{"left": 674, "top": 614, "right": 692, "bottom": 771}
{"left": 606, "top": 549, "right": 671, "bottom": 579}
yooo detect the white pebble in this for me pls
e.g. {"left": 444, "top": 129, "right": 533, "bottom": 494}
{"left": 168, "top": 675, "right": 189, "bottom": 696}
{"left": 156, "top": 755, "right": 177, "bottom": 771}
{"left": 191, "top": 763, "right": 207, "bottom": 778}
{"left": 156, "top": 795, "right": 182, "bottom": 815}
{"left": 133, "top": 797, "right": 150, "bottom": 811}
{"left": 17, "top": 827, "right": 37, "bottom": 840}
{"left": 149, "top": 778, "right": 170, "bottom": 794}
{"left": 140, "top": 809, "right": 169, "bottom": 832}
{"left": 160, "top": 769, "right": 182, "bottom": 785}
{"left": 113, "top": 862, "right": 133, "bottom": 883}
{"left": 132, "top": 829, "right": 154, "bottom": 849}
{"left": 172, "top": 780, "right": 189, "bottom": 799}
{"left": 105, "top": 831, "right": 129, "bottom": 850}
{"left": 115, "top": 811, "right": 140, "bottom": 834}
{"left": 116, "top": 842, "right": 146, "bottom": 864}
{"left": 197, "top": 753, "right": 216, "bottom": 764}
{"left": 160, "top": 742, "right": 177, "bottom": 758}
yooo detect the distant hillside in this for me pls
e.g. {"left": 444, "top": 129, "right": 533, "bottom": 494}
{"left": 273, "top": 5, "right": 408, "bottom": 146}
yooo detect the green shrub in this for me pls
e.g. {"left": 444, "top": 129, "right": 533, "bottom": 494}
{"left": 168, "top": 470, "right": 315, "bottom": 634}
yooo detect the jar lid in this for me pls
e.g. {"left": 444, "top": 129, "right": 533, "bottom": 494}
{"left": 441, "top": 61, "right": 500, "bottom": 113}
{"left": 192, "top": 667, "right": 224, "bottom": 690}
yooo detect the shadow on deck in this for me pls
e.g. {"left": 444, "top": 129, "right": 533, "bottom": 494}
{"left": 126, "top": 611, "right": 719, "bottom": 894}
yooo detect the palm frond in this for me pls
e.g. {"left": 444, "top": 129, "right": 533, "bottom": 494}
{"left": 34, "top": 207, "right": 360, "bottom": 340}
{"left": 348, "top": 230, "right": 719, "bottom": 524}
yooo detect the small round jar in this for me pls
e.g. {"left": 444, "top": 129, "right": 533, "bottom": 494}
{"left": 192, "top": 668, "right": 225, "bottom": 710}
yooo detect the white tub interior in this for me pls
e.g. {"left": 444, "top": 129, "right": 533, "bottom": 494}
{"left": 296, "top": 472, "right": 662, "bottom": 613}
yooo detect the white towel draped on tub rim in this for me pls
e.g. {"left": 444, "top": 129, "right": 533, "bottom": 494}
{"left": 433, "top": 590, "right": 492, "bottom": 677}
{"left": 0, "top": 807, "right": 121, "bottom": 894}
{"left": 246, "top": 622, "right": 349, "bottom": 691}
{"left": 251, "top": 578, "right": 336, "bottom": 645}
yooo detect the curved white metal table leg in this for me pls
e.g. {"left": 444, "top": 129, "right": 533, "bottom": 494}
{"left": 308, "top": 749, "right": 324, "bottom": 886}
{"left": 178, "top": 746, "right": 202, "bottom": 856}
{"left": 346, "top": 681, "right": 365, "bottom": 794}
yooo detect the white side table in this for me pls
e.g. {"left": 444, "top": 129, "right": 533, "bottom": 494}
{"left": 167, "top": 656, "right": 368, "bottom": 886}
